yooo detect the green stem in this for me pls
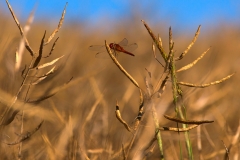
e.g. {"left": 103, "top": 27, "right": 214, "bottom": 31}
{"left": 170, "top": 47, "right": 193, "bottom": 160}
{"left": 179, "top": 104, "right": 194, "bottom": 160}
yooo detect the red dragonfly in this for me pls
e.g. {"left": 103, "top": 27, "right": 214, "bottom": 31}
{"left": 89, "top": 38, "right": 138, "bottom": 58}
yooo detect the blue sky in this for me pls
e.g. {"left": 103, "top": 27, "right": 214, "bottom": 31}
{"left": 1, "top": 0, "right": 239, "bottom": 31}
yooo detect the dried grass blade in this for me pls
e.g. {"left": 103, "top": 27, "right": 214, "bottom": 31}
{"left": 152, "top": 43, "right": 156, "bottom": 59}
{"left": 31, "top": 66, "right": 56, "bottom": 85}
{"left": 158, "top": 34, "right": 163, "bottom": 47}
{"left": 105, "top": 40, "right": 139, "bottom": 88}
{"left": 176, "top": 25, "right": 201, "bottom": 60}
{"left": 32, "top": 31, "right": 46, "bottom": 68}
{"left": 41, "top": 133, "right": 55, "bottom": 158}
{"left": 145, "top": 68, "right": 151, "bottom": 78}
{"left": 164, "top": 115, "right": 214, "bottom": 125}
{"left": 115, "top": 104, "right": 131, "bottom": 132}
{"left": 152, "top": 43, "right": 164, "bottom": 67}
{"left": 230, "top": 120, "right": 240, "bottom": 147}
{"left": 157, "top": 73, "right": 170, "bottom": 98}
{"left": 144, "top": 130, "right": 158, "bottom": 152}
{"left": 6, "top": 0, "right": 35, "bottom": 56}
{"left": 21, "top": 65, "right": 27, "bottom": 77}
{"left": 159, "top": 125, "right": 199, "bottom": 132}
{"left": 141, "top": 20, "right": 167, "bottom": 61}
{"left": 122, "top": 144, "right": 126, "bottom": 160}
{"left": 178, "top": 73, "right": 234, "bottom": 88}
{"left": 27, "top": 93, "right": 57, "bottom": 103}
{"left": 4, "top": 120, "right": 44, "bottom": 145}
{"left": 44, "top": 37, "right": 59, "bottom": 58}
{"left": 31, "top": 77, "right": 47, "bottom": 85}
{"left": 15, "top": 7, "right": 35, "bottom": 70}
{"left": 37, "top": 66, "right": 56, "bottom": 79}
{"left": 145, "top": 75, "right": 153, "bottom": 94}
{"left": 27, "top": 77, "right": 72, "bottom": 103}
{"left": 15, "top": 49, "right": 19, "bottom": 64}
{"left": 177, "top": 47, "right": 211, "bottom": 72}
{"left": 36, "top": 55, "right": 65, "bottom": 70}
{"left": 221, "top": 140, "right": 230, "bottom": 160}
{"left": 1, "top": 109, "right": 20, "bottom": 126}
{"left": 44, "top": 3, "right": 67, "bottom": 45}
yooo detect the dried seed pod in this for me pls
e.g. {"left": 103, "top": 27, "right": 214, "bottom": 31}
{"left": 115, "top": 103, "right": 131, "bottom": 132}
{"left": 178, "top": 73, "right": 234, "bottom": 88}
{"left": 159, "top": 125, "right": 199, "bottom": 132}
{"left": 164, "top": 115, "right": 214, "bottom": 125}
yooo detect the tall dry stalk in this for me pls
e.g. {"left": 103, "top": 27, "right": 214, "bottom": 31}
{"left": 1, "top": 1, "right": 71, "bottom": 159}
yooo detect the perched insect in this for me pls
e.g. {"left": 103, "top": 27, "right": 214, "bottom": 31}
{"left": 89, "top": 38, "right": 138, "bottom": 58}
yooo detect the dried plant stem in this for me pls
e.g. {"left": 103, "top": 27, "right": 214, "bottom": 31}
{"left": 221, "top": 140, "right": 230, "bottom": 160}
{"left": 141, "top": 20, "right": 167, "bottom": 61}
{"left": 179, "top": 106, "right": 193, "bottom": 160}
{"left": 168, "top": 30, "right": 193, "bottom": 159}
{"left": 18, "top": 110, "right": 24, "bottom": 160}
{"left": 3, "top": 120, "right": 44, "bottom": 145}
{"left": 18, "top": 69, "right": 38, "bottom": 159}
{"left": 122, "top": 144, "right": 127, "bottom": 160}
{"left": 105, "top": 41, "right": 146, "bottom": 159}
{"left": 105, "top": 41, "right": 139, "bottom": 88}
{"left": 0, "top": 57, "right": 35, "bottom": 125}
{"left": 145, "top": 76, "right": 164, "bottom": 159}
{"left": 124, "top": 89, "right": 144, "bottom": 160}
{"left": 153, "top": 72, "right": 169, "bottom": 97}
{"left": 6, "top": 0, "right": 35, "bottom": 56}
{"left": 151, "top": 102, "right": 164, "bottom": 159}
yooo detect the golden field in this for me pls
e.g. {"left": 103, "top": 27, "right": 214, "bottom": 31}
{"left": 0, "top": 2, "right": 239, "bottom": 160}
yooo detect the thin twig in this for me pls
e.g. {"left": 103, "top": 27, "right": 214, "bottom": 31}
{"left": 221, "top": 140, "right": 230, "bottom": 160}
{"left": 3, "top": 121, "right": 44, "bottom": 145}
{"left": 122, "top": 144, "right": 126, "bottom": 160}
{"left": 6, "top": 0, "right": 35, "bottom": 56}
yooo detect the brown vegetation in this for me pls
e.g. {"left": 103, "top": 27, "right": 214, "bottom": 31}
{"left": 0, "top": 1, "right": 239, "bottom": 159}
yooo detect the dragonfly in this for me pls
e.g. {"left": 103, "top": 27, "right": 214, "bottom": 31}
{"left": 89, "top": 38, "right": 138, "bottom": 58}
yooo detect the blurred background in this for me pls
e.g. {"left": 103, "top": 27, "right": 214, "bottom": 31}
{"left": 0, "top": 0, "right": 239, "bottom": 159}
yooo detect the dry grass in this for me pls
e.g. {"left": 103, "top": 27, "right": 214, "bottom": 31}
{"left": 0, "top": 1, "right": 239, "bottom": 160}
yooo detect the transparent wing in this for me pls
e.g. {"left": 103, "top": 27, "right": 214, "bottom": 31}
{"left": 88, "top": 45, "right": 106, "bottom": 52}
{"left": 122, "top": 43, "right": 138, "bottom": 52}
{"left": 118, "top": 38, "right": 128, "bottom": 46}
{"left": 95, "top": 51, "right": 118, "bottom": 59}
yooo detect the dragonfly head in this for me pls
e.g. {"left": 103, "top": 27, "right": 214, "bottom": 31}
{"left": 109, "top": 43, "right": 115, "bottom": 49}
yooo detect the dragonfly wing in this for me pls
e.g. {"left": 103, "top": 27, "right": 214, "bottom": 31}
{"left": 89, "top": 45, "right": 106, "bottom": 52}
{"left": 95, "top": 50, "right": 118, "bottom": 59}
{"left": 118, "top": 38, "right": 128, "bottom": 46}
{"left": 123, "top": 43, "right": 138, "bottom": 52}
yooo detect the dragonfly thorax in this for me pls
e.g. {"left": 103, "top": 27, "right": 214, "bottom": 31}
{"left": 109, "top": 43, "right": 117, "bottom": 50}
